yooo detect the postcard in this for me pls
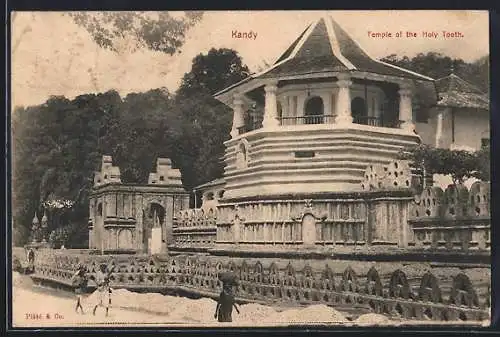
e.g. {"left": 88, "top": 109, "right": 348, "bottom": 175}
{"left": 10, "top": 10, "right": 490, "bottom": 328}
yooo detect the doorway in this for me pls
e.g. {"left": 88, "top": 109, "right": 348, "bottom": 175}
{"left": 302, "top": 214, "right": 317, "bottom": 245}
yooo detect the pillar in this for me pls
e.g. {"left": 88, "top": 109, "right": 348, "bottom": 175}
{"left": 297, "top": 95, "right": 306, "bottom": 122}
{"left": 100, "top": 199, "right": 107, "bottom": 252}
{"left": 322, "top": 93, "right": 332, "bottom": 121}
{"left": 31, "top": 212, "right": 39, "bottom": 244}
{"left": 262, "top": 82, "right": 279, "bottom": 128}
{"left": 233, "top": 217, "right": 240, "bottom": 244}
{"left": 165, "top": 196, "right": 174, "bottom": 248}
{"left": 230, "top": 95, "right": 245, "bottom": 138}
{"left": 398, "top": 83, "right": 415, "bottom": 132}
{"left": 435, "top": 107, "right": 451, "bottom": 148}
{"left": 88, "top": 229, "right": 93, "bottom": 248}
{"left": 283, "top": 96, "right": 290, "bottom": 117}
{"left": 135, "top": 195, "right": 144, "bottom": 252}
{"left": 335, "top": 73, "right": 353, "bottom": 126}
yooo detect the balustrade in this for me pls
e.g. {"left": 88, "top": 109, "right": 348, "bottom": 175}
{"left": 278, "top": 114, "right": 336, "bottom": 126}
{"left": 353, "top": 115, "right": 402, "bottom": 128}
{"left": 235, "top": 114, "right": 404, "bottom": 134}
{"left": 409, "top": 182, "right": 490, "bottom": 251}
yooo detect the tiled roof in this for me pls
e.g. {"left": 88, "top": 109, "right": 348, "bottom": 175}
{"left": 274, "top": 25, "right": 311, "bottom": 64}
{"left": 213, "top": 15, "right": 434, "bottom": 102}
{"left": 258, "top": 17, "right": 432, "bottom": 81}
{"left": 435, "top": 73, "right": 489, "bottom": 109}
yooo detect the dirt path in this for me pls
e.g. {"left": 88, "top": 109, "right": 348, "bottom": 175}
{"left": 11, "top": 273, "right": 489, "bottom": 328}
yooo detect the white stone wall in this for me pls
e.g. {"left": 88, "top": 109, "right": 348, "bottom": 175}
{"left": 223, "top": 126, "right": 420, "bottom": 199}
{"left": 453, "top": 108, "right": 489, "bottom": 151}
{"left": 416, "top": 107, "right": 489, "bottom": 151}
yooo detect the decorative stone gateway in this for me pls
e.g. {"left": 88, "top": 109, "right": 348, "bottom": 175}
{"left": 89, "top": 156, "right": 190, "bottom": 254}
{"left": 30, "top": 249, "right": 490, "bottom": 322}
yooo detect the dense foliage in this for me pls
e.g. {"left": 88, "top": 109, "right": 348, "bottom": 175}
{"left": 173, "top": 48, "right": 250, "bottom": 188}
{"left": 68, "top": 12, "right": 204, "bottom": 54}
{"left": 12, "top": 48, "right": 249, "bottom": 247}
{"left": 381, "top": 52, "right": 489, "bottom": 93}
{"left": 398, "top": 144, "right": 490, "bottom": 185}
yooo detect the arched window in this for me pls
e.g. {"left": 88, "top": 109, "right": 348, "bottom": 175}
{"left": 239, "top": 143, "right": 247, "bottom": 162}
{"left": 351, "top": 97, "right": 367, "bottom": 124}
{"left": 304, "top": 96, "right": 324, "bottom": 124}
{"left": 149, "top": 203, "right": 166, "bottom": 226}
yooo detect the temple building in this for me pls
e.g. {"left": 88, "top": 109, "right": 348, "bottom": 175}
{"left": 195, "top": 16, "right": 489, "bottom": 204}
{"left": 179, "top": 15, "right": 490, "bottom": 249}
{"left": 88, "top": 156, "right": 189, "bottom": 254}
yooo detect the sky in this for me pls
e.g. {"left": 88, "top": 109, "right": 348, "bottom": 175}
{"left": 11, "top": 10, "right": 489, "bottom": 108}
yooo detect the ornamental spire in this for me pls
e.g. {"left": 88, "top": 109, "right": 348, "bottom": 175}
{"left": 32, "top": 212, "right": 39, "bottom": 224}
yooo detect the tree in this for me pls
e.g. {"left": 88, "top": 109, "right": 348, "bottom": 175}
{"left": 113, "top": 88, "right": 180, "bottom": 184}
{"left": 172, "top": 48, "right": 250, "bottom": 189}
{"left": 12, "top": 47, "right": 250, "bottom": 243}
{"left": 398, "top": 144, "right": 489, "bottom": 185}
{"left": 11, "top": 91, "right": 124, "bottom": 245}
{"left": 473, "top": 144, "right": 490, "bottom": 181}
{"left": 68, "top": 12, "right": 203, "bottom": 54}
{"left": 381, "top": 52, "right": 489, "bottom": 93}
{"left": 177, "top": 48, "right": 250, "bottom": 99}
{"left": 11, "top": 88, "right": 185, "bottom": 245}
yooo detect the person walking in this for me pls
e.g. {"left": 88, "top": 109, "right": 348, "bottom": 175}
{"left": 70, "top": 264, "right": 88, "bottom": 314}
{"left": 92, "top": 263, "right": 113, "bottom": 317}
{"left": 214, "top": 273, "right": 240, "bottom": 323}
{"left": 26, "top": 249, "right": 35, "bottom": 274}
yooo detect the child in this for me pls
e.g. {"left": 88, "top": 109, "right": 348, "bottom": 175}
{"left": 92, "top": 264, "right": 113, "bottom": 317}
{"left": 214, "top": 282, "right": 240, "bottom": 323}
{"left": 71, "top": 264, "right": 88, "bottom": 314}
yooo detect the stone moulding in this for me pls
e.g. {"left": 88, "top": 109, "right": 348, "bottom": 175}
{"left": 172, "top": 178, "right": 490, "bottom": 254}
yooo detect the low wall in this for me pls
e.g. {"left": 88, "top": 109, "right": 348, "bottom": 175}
{"left": 409, "top": 182, "right": 490, "bottom": 251}
{"left": 29, "top": 248, "right": 490, "bottom": 322}
{"left": 170, "top": 180, "right": 490, "bottom": 255}
{"left": 173, "top": 209, "right": 217, "bottom": 246}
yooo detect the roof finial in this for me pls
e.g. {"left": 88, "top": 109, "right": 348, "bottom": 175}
{"left": 450, "top": 62, "right": 455, "bottom": 75}
{"left": 321, "top": 10, "right": 332, "bottom": 23}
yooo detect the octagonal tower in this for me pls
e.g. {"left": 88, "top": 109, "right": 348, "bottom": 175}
{"left": 214, "top": 16, "right": 436, "bottom": 200}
